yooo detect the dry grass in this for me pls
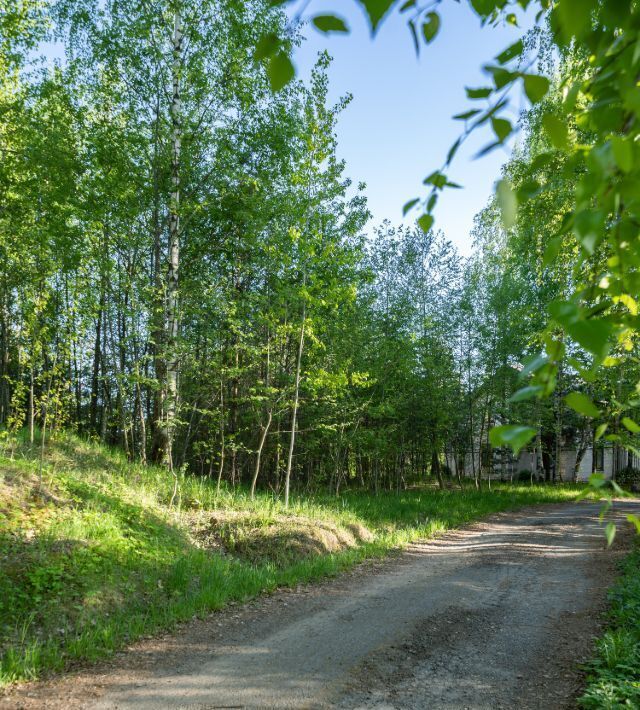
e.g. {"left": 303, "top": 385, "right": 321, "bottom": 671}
{"left": 188, "top": 510, "right": 374, "bottom": 565}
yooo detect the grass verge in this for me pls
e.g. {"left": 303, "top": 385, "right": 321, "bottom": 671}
{"left": 580, "top": 546, "right": 640, "bottom": 708}
{"left": 1, "top": 429, "right": 591, "bottom": 687}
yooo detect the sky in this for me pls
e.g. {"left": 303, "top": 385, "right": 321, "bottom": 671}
{"left": 290, "top": 1, "right": 534, "bottom": 254}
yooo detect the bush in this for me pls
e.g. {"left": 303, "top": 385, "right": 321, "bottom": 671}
{"left": 517, "top": 469, "right": 534, "bottom": 482}
{"left": 616, "top": 466, "right": 640, "bottom": 489}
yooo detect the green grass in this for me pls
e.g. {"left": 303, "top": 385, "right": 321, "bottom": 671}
{"left": 0, "top": 429, "right": 589, "bottom": 687}
{"left": 580, "top": 546, "right": 640, "bottom": 708}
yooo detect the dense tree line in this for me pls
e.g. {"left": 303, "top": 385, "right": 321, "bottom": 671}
{"left": 3, "top": 0, "right": 639, "bottom": 498}
{"left": 259, "top": 0, "right": 640, "bottom": 489}
{"left": 0, "top": 1, "right": 475, "bottom": 497}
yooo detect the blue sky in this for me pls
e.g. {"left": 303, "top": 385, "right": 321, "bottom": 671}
{"left": 291, "top": 1, "right": 533, "bottom": 254}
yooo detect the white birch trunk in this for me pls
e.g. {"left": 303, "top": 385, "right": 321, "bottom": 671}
{"left": 284, "top": 282, "right": 306, "bottom": 509}
{"left": 166, "top": 8, "right": 182, "bottom": 475}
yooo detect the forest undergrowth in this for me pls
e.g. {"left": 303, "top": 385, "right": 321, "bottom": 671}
{"left": 0, "top": 429, "right": 591, "bottom": 687}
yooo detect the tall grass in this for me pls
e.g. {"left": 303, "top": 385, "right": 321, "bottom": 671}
{"left": 580, "top": 547, "right": 640, "bottom": 708}
{"left": 1, "top": 430, "right": 588, "bottom": 686}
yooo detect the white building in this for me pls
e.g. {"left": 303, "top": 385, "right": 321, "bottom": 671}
{"left": 447, "top": 443, "right": 636, "bottom": 482}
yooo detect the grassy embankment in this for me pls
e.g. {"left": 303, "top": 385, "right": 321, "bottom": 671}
{"left": 1, "top": 429, "right": 591, "bottom": 686}
{"left": 580, "top": 546, "right": 640, "bottom": 708}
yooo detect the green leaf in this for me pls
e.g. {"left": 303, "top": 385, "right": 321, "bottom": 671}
{"left": 466, "top": 87, "right": 493, "bottom": 100}
{"left": 402, "top": 198, "right": 420, "bottom": 216}
{"left": 312, "top": 14, "right": 349, "bottom": 33}
{"left": 516, "top": 179, "right": 541, "bottom": 201}
{"left": 470, "top": 0, "right": 500, "bottom": 17}
{"left": 509, "top": 385, "right": 544, "bottom": 403}
{"left": 485, "top": 66, "right": 518, "bottom": 90}
{"left": 356, "top": 0, "right": 395, "bottom": 32}
{"left": 474, "top": 140, "right": 502, "bottom": 158}
{"left": 565, "top": 392, "right": 601, "bottom": 418}
{"left": 495, "top": 39, "right": 523, "bottom": 64}
{"left": 267, "top": 52, "right": 295, "bottom": 92}
{"left": 491, "top": 117, "right": 512, "bottom": 142}
{"left": 489, "top": 425, "right": 537, "bottom": 455}
{"left": 555, "top": 0, "right": 597, "bottom": 42}
{"left": 418, "top": 213, "right": 434, "bottom": 233}
{"left": 565, "top": 318, "right": 613, "bottom": 360}
{"left": 496, "top": 179, "right": 517, "bottom": 229}
{"left": 573, "top": 209, "right": 604, "bottom": 255}
{"left": 589, "top": 472, "right": 607, "bottom": 488}
{"left": 542, "top": 235, "right": 562, "bottom": 266}
{"left": 423, "top": 171, "right": 447, "bottom": 188}
{"left": 595, "top": 423, "right": 608, "bottom": 441}
{"left": 548, "top": 300, "right": 579, "bottom": 326}
{"left": 453, "top": 109, "right": 481, "bottom": 121}
{"left": 520, "top": 354, "right": 548, "bottom": 379}
{"left": 421, "top": 12, "right": 440, "bottom": 43}
{"left": 545, "top": 337, "right": 565, "bottom": 362}
{"left": 542, "top": 114, "right": 568, "bottom": 149}
{"left": 611, "top": 136, "right": 633, "bottom": 173}
{"left": 254, "top": 33, "right": 279, "bottom": 61}
{"left": 626, "top": 514, "right": 640, "bottom": 534}
{"left": 530, "top": 151, "right": 554, "bottom": 171}
{"left": 605, "top": 521, "right": 616, "bottom": 548}
{"left": 523, "top": 74, "right": 550, "bottom": 104}
{"left": 446, "top": 138, "right": 461, "bottom": 165}
{"left": 622, "top": 417, "right": 640, "bottom": 434}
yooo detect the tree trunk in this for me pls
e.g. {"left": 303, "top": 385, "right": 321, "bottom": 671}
{"left": 165, "top": 8, "right": 183, "bottom": 479}
{"left": 284, "top": 286, "right": 306, "bottom": 509}
{"left": 150, "top": 86, "right": 166, "bottom": 463}
{"left": 28, "top": 365, "right": 35, "bottom": 444}
{"left": 431, "top": 445, "right": 443, "bottom": 490}
{"left": 216, "top": 379, "right": 225, "bottom": 493}
{"left": 136, "top": 379, "right": 147, "bottom": 464}
{"left": 250, "top": 409, "right": 272, "bottom": 500}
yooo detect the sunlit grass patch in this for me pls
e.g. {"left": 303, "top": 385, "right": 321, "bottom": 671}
{"left": 580, "top": 547, "right": 640, "bottom": 708}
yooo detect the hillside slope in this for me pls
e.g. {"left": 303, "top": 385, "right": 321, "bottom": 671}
{"left": 0, "top": 431, "right": 587, "bottom": 686}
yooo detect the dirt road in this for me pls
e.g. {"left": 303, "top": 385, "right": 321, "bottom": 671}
{"left": 4, "top": 500, "right": 639, "bottom": 709}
